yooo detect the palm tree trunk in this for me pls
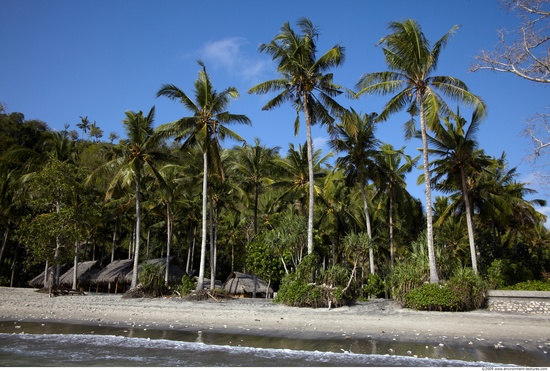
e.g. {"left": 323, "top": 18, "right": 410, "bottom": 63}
{"left": 389, "top": 190, "right": 395, "bottom": 268}
{"left": 72, "top": 241, "right": 79, "bottom": 290}
{"left": 303, "top": 94, "right": 315, "bottom": 255}
{"left": 0, "top": 225, "right": 9, "bottom": 262}
{"left": 165, "top": 202, "right": 172, "bottom": 285}
{"left": 419, "top": 104, "right": 439, "bottom": 284}
{"left": 360, "top": 183, "right": 375, "bottom": 274}
{"left": 111, "top": 221, "right": 117, "bottom": 263}
{"left": 461, "top": 169, "right": 478, "bottom": 274}
{"left": 209, "top": 196, "right": 215, "bottom": 290}
{"left": 197, "top": 150, "right": 208, "bottom": 291}
{"left": 131, "top": 177, "right": 141, "bottom": 289}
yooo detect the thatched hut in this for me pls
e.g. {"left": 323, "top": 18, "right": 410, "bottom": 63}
{"left": 59, "top": 260, "right": 102, "bottom": 290}
{"left": 28, "top": 264, "right": 67, "bottom": 288}
{"left": 91, "top": 259, "right": 133, "bottom": 293}
{"left": 222, "top": 272, "right": 273, "bottom": 298}
{"left": 123, "top": 257, "right": 185, "bottom": 285}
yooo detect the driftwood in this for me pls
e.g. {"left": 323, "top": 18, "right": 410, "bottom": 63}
{"left": 36, "top": 286, "right": 85, "bottom": 297}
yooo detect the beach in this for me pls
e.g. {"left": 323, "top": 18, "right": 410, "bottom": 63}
{"left": 1, "top": 287, "right": 549, "bottom": 366}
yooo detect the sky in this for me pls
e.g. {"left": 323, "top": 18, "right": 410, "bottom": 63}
{"left": 1, "top": 0, "right": 549, "bottom": 222}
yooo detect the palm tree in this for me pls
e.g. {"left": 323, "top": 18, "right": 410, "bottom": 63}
{"left": 355, "top": 20, "right": 486, "bottom": 283}
{"left": 427, "top": 109, "right": 490, "bottom": 274}
{"left": 156, "top": 61, "right": 251, "bottom": 291}
{"left": 88, "top": 106, "right": 167, "bottom": 289}
{"left": 231, "top": 138, "right": 280, "bottom": 235}
{"left": 273, "top": 142, "right": 331, "bottom": 217}
{"left": 248, "top": 17, "right": 345, "bottom": 255}
{"left": 331, "top": 109, "right": 381, "bottom": 274}
{"left": 374, "top": 143, "right": 418, "bottom": 267}
{"left": 77, "top": 116, "right": 90, "bottom": 140}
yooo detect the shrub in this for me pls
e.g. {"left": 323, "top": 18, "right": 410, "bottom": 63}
{"left": 139, "top": 263, "right": 166, "bottom": 297}
{"left": 404, "top": 283, "right": 460, "bottom": 311}
{"left": 175, "top": 275, "right": 196, "bottom": 296}
{"left": 485, "top": 258, "right": 534, "bottom": 289}
{"left": 503, "top": 280, "right": 550, "bottom": 291}
{"left": 447, "top": 266, "right": 487, "bottom": 311}
{"left": 387, "top": 259, "right": 429, "bottom": 302}
{"left": 363, "top": 274, "right": 385, "bottom": 299}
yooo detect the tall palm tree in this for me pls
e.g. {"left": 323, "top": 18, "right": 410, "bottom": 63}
{"left": 88, "top": 106, "right": 167, "bottom": 289}
{"left": 273, "top": 142, "right": 331, "bottom": 217}
{"left": 374, "top": 143, "right": 418, "bottom": 267}
{"left": 331, "top": 109, "right": 381, "bottom": 274}
{"left": 231, "top": 138, "right": 280, "bottom": 235}
{"left": 248, "top": 17, "right": 345, "bottom": 255}
{"left": 427, "top": 109, "right": 490, "bottom": 274}
{"left": 156, "top": 61, "right": 251, "bottom": 291}
{"left": 355, "top": 20, "right": 486, "bottom": 283}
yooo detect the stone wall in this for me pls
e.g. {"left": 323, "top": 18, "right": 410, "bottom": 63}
{"left": 486, "top": 290, "right": 550, "bottom": 314}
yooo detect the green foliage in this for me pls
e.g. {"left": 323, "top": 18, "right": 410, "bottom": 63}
{"left": 139, "top": 263, "right": 166, "bottom": 297}
{"left": 502, "top": 280, "right": 550, "bottom": 291}
{"left": 175, "top": 274, "right": 196, "bottom": 296}
{"left": 275, "top": 254, "right": 355, "bottom": 308}
{"left": 404, "top": 283, "right": 461, "bottom": 312}
{"left": 245, "top": 236, "right": 285, "bottom": 285}
{"left": 363, "top": 274, "right": 385, "bottom": 299}
{"left": 447, "top": 266, "right": 487, "bottom": 311}
{"left": 485, "top": 258, "right": 534, "bottom": 289}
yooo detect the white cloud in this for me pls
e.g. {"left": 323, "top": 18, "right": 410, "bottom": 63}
{"left": 198, "top": 37, "right": 269, "bottom": 81}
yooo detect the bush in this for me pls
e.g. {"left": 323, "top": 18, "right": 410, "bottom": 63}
{"left": 387, "top": 259, "right": 429, "bottom": 302}
{"left": 275, "top": 255, "right": 355, "bottom": 308}
{"left": 447, "top": 267, "right": 487, "bottom": 311}
{"left": 363, "top": 274, "right": 385, "bottom": 299}
{"left": 485, "top": 258, "right": 534, "bottom": 289}
{"left": 503, "top": 280, "right": 550, "bottom": 291}
{"left": 139, "top": 263, "right": 166, "bottom": 297}
{"left": 404, "top": 283, "right": 460, "bottom": 311}
{"left": 174, "top": 275, "right": 196, "bottom": 296}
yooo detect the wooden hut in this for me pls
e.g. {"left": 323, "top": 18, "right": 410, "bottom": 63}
{"left": 222, "top": 272, "right": 273, "bottom": 298}
{"left": 59, "top": 260, "right": 102, "bottom": 290}
{"left": 123, "top": 257, "right": 185, "bottom": 285}
{"left": 91, "top": 259, "right": 133, "bottom": 293}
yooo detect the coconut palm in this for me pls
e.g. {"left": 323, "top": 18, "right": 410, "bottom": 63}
{"left": 231, "top": 138, "right": 280, "bottom": 235}
{"left": 373, "top": 143, "right": 418, "bottom": 267}
{"left": 248, "top": 17, "right": 345, "bottom": 255}
{"left": 156, "top": 61, "right": 251, "bottom": 290}
{"left": 426, "top": 109, "right": 491, "bottom": 273}
{"left": 331, "top": 109, "right": 381, "bottom": 274}
{"left": 88, "top": 106, "right": 168, "bottom": 289}
{"left": 355, "top": 19, "right": 486, "bottom": 283}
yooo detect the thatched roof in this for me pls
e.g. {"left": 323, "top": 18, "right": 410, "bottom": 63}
{"left": 222, "top": 272, "right": 273, "bottom": 297}
{"left": 59, "top": 260, "right": 101, "bottom": 287}
{"left": 91, "top": 259, "right": 134, "bottom": 285}
{"left": 28, "top": 264, "right": 67, "bottom": 288}
{"left": 123, "top": 257, "right": 184, "bottom": 284}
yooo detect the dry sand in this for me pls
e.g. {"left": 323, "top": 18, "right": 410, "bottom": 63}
{"left": 1, "top": 287, "right": 549, "bottom": 358}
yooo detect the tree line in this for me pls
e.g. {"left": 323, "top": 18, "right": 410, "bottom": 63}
{"left": 1, "top": 15, "right": 549, "bottom": 306}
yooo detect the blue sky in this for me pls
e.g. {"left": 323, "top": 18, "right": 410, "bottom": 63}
{"left": 1, "top": 0, "right": 549, "bottom": 221}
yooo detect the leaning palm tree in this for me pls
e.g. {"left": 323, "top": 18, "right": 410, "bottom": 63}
{"left": 331, "top": 109, "right": 381, "bottom": 274}
{"left": 355, "top": 20, "right": 486, "bottom": 283}
{"left": 248, "top": 17, "right": 345, "bottom": 255}
{"left": 88, "top": 106, "right": 167, "bottom": 289}
{"left": 427, "top": 109, "right": 491, "bottom": 274}
{"left": 156, "top": 61, "right": 251, "bottom": 291}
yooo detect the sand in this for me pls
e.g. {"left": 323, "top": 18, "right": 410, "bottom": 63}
{"left": 1, "top": 287, "right": 549, "bottom": 358}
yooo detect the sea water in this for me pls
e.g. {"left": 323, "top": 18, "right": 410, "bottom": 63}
{"left": 0, "top": 321, "right": 544, "bottom": 367}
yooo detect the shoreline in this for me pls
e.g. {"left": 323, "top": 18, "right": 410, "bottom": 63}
{"left": 1, "top": 287, "right": 549, "bottom": 364}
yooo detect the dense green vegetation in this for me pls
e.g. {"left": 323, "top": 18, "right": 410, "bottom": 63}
{"left": 1, "top": 18, "right": 549, "bottom": 311}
